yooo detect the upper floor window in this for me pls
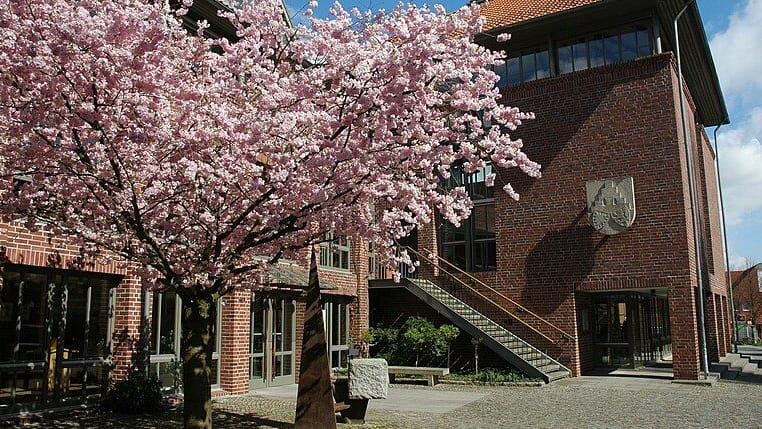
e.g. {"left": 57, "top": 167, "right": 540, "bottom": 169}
{"left": 438, "top": 164, "right": 496, "bottom": 272}
{"left": 558, "top": 24, "right": 652, "bottom": 75}
{"left": 494, "top": 49, "right": 551, "bottom": 88}
{"left": 493, "top": 23, "right": 653, "bottom": 88}
{"left": 319, "top": 232, "right": 350, "bottom": 271}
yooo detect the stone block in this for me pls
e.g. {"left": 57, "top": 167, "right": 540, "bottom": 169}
{"left": 349, "top": 358, "right": 389, "bottom": 399}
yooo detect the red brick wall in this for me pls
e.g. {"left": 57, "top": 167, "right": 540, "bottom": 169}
{"left": 0, "top": 221, "right": 143, "bottom": 381}
{"left": 494, "top": 54, "right": 694, "bottom": 377}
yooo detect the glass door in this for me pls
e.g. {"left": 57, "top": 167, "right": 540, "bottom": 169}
{"left": 1, "top": 268, "right": 116, "bottom": 415}
{"left": 594, "top": 296, "right": 633, "bottom": 368}
{"left": 250, "top": 295, "right": 295, "bottom": 389}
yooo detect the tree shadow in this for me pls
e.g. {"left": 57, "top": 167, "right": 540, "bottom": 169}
{"left": 3, "top": 406, "right": 295, "bottom": 428}
{"left": 522, "top": 209, "right": 604, "bottom": 312}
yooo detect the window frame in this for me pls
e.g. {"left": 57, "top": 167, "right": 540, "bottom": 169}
{"left": 323, "top": 299, "right": 350, "bottom": 370}
{"left": 148, "top": 292, "right": 222, "bottom": 393}
{"left": 318, "top": 232, "right": 351, "bottom": 271}
{"left": 438, "top": 164, "right": 496, "bottom": 273}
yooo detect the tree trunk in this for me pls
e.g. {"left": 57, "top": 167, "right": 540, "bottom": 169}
{"left": 181, "top": 292, "right": 216, "bottom": 429}
{"left": 295, "top": 250, "right": 336, "bottom": 429}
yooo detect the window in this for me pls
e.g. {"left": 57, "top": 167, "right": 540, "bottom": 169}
{"left": 319, "top": 232, "right": 350, "bottom": 271}
{"left": 438, "top": 164, "right": 496, "bottom": 272}
{"left": 558, "top": 24, "right": 652, "bottom": 74}
{"left": 0, "top": 267, "right": 116, "bottom": 413}
{"left": 368, "top": 242, "right": 384, "bottom": 280}
{"left": 148, "top": 292, "right": 222, "bottom": 392}
{"left": 493, "top": 48, "right": 551, "bottom": 87}
{"left": 324, "top": 299, "right": 349, "bottom": 370}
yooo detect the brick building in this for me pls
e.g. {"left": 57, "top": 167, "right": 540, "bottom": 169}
{"left": 730, "top": 264, "right": 762, "bottom": 340}
{"left": 371, "top": 0, "right": 732, "bottom": 381}
{"left": 0, "top": 0, "right": 370, "bottom": 415}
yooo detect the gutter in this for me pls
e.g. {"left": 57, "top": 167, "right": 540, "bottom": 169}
{"left": 713, "top": 121, "right": 738, "bottom": 353}
{"left": 674, "top": 0, "right": 709, "bottom": 380}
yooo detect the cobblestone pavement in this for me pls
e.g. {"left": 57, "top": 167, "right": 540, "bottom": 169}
{"left": 8, "top": 377, "right": 762, "bottom": 428}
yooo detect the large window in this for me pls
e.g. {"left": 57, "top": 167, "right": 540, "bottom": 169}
{"left": 439, "top": 164, "right": 496, "bottom": 272}
{"left": 148, "top": 291, "right": 221, "bottom": 392}
{"left": 324, "top": 299, "right": 349, "bottom": 370}
{"left": 558, "top": 24, "right": 652, "bottom": 75}
{"left": 0, "top": 267, "right": 116, "bottom": 414}
{"left": 492, "top": 23, "right": 653, "bottom": 88}
{"left": 319, "top": 232, "right": 350, "bottom": 271}
{"left": 494, "top": 48, "right": 551, "bottom": 88}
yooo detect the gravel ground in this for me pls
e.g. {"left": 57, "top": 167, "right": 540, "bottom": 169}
{"left": 6, "top": 377, "right": 761, "bottom": 428}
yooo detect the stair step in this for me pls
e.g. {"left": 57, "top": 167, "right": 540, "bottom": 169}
{"left": 547, "top": 370, "right": 571, "bottom": 382}
{"left": 536, "top": 363, "right": 560, "bottom": 372}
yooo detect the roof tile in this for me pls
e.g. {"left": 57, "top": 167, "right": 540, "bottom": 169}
{"left": 480, "top": 0, "right": 605, "bottom": 32}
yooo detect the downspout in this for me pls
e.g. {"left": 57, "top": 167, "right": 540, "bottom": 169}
{"left": 674, "top": 0, "right": 710, "bottom": 379}
{"left": 713, "top": 122, "right": 738, "bottom": 353}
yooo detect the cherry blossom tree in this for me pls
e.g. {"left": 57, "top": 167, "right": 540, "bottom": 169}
{"left": 0, "top": 0, "right": 539, "bottom": 427}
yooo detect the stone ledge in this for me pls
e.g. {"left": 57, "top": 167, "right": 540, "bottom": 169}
{"left": 671, "top": 373, "right": 719, "bottom": 387}
{"left": 439, "top": 380, "right": 543, "bottom": 387}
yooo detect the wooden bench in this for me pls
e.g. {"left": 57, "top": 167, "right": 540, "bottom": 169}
{"left": 387, "top": 366, "right": 449, "bottom": 386}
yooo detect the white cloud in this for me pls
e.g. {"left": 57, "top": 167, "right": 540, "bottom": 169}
{"left": 710, "top": 0, "right": 762, "bottom": 105}
{"left": 717, "top": 107, "right": 762, "bottom": 225}
{"left": 729, "top": 254, "right": 751, "bottom": 270}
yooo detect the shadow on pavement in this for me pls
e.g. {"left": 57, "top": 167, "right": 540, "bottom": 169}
{"left": 4, "top": 407, "right": 294, "bottom": 429}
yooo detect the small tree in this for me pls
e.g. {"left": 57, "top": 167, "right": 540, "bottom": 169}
{"left": 400, "top": 316, "right": 460, "bottom": 367}
{"left": 0, "top": 1, "right": 538, "bottom": 427}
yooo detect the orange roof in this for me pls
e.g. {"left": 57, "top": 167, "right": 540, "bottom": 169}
{"left": 480, "top": 0, "right": 605, "bottom": 32}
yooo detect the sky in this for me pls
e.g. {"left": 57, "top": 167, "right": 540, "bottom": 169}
{"left": 285, "top": 0, "right": 761, "bottom": 269}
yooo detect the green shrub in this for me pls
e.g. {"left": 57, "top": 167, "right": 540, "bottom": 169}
{"left": 102, "top": 370, "right": 163, "bottom": 414}
{"left": 370, "top": 317, "right": 460, "bottom": 366}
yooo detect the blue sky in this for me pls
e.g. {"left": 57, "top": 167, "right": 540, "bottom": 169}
{"left": 286, "top": 0, "right": 761, "bottom": 269}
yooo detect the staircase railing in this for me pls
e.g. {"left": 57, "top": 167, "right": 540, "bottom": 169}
{"left": 405, "top": 246, "right": 577, "bottom": 344}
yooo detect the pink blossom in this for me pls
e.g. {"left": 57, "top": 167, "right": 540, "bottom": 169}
{"left": 0, "top": 0, "right": 539, "bottom": 292}
{"left": 496, "top": 33, "right": 510, "bottom": 42}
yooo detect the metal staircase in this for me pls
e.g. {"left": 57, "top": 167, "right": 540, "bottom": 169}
{"left": 403, "top": 277, "right": 571, "bottom": 383}
{"left": 370, "top": 246, "right": 576, "bottom": 383}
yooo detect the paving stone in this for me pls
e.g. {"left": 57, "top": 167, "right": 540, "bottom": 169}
{"left": 5, "top": 377, "right": 761, "bottom": 428}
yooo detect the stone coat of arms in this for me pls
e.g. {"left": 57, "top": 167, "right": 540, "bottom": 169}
{"left": 586, "top": 177, "right": 636, "bottom": 235}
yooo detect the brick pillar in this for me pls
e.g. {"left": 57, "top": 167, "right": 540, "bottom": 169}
{"left": 668, "top": 281, "right": 701, "bottom": 380}
{"left": 220, "top": 288, "right": 251, "bottom": 394}
{"left": 111, "top": 274, "right": 144, "bottom": 381}
{"left": 723, "top": 295, "right": 734, "bottom": 353}
{"left": 717, "top": 293, "right": 728, "bottom": 357}
{"left": 416, "top": 222, "right": 439, "bottom": 278}
{"left": 294, "top": 297, "right": 306, "bottom": 384}
{"left": 704, "top": 293, "right": 720, "bottom": 363}
{"left": 349, "top": 240, "right": 369, "bottom": 343}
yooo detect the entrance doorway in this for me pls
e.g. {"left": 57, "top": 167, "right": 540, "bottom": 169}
{"left": 592, "top": 292, "right": 671, "bottom": 368}
{"left": 250, "top": 295, "right": 296, "bottom": 389}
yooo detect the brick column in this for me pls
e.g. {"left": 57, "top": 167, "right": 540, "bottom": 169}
{"left": 220, "top": 288, "right": 251, "bottom": 394}
{"left": 721, "top": 294, "right": 731, "bottom": 356}
{"left": 416, "top": 222, "right": 439, "bottom": 278}
{"left": 349, "top": 240, "right": 369, "bottom": 343}
{"left": 669, "top": 281, "right": 701, "bottom": 380}
{"left": 111, "top": 274, "right": 144, "bottom": 381}
{"left": 704, "top": 293, "right": 720, "bottom": 363}
{"left": 723, "top": 295, "right": 733, "bottom": 353}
